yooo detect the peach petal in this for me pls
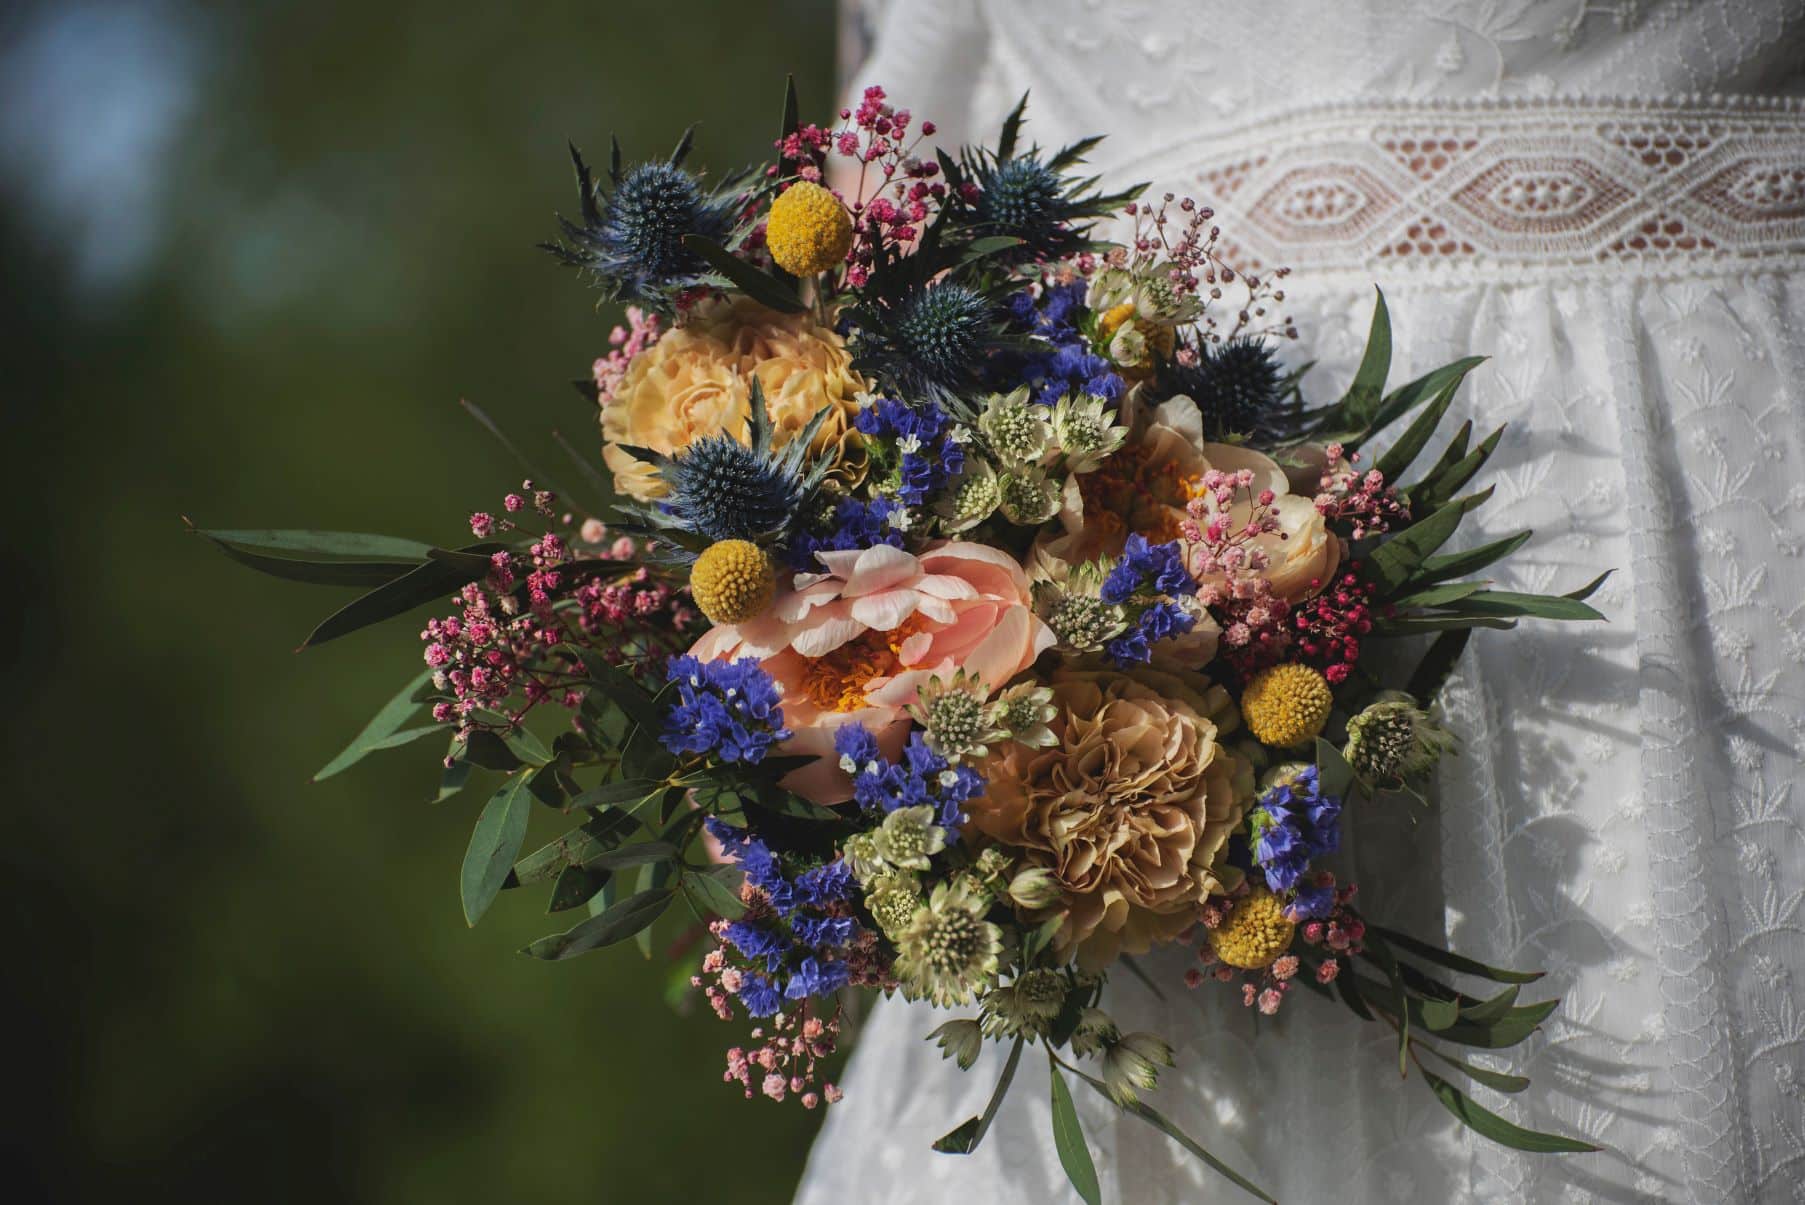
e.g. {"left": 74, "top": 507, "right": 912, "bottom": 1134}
{"left": 838, "top": 544, "right": 921, "bottom": 596}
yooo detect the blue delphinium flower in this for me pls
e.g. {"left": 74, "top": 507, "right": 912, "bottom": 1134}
{"left": 1102, "top": 534, "right": 1196, "bottom": 603}
{"left": 660, "top": 656, "right": 791, "bottom": 764}
{"left": 834, "top": 724, "right": 985, "bottom": 837}
{"left": 703, "top": 817, "right": 863, "bottom": 1012}
{"left": 1248, "top": 765, "right": 1343, "bottom": 894}
{"left": 1105, "top": 600, "right": 1197, "bottom": 668}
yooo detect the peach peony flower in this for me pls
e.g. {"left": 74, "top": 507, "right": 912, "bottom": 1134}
{"left": 689, "top": 542, "right": 1056, "bottom": 804}
{"left": 600, "top": 296, "right": 870, "bottom": 502}
{"left": 968, "top": 666, "right": 1255, "bottom": 970}
{"left": 1039, "top": 397, "right": 1339, "bottom": 602}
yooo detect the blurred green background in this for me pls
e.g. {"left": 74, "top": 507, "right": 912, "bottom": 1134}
{"left": 1, "top": 2, "right": 835, "bottom": 1200}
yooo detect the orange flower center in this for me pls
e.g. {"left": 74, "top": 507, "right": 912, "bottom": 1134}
{"left": 796, "top": 616, "right": 932, "bottom": 713}
{"left": 1077, "top": 441, "right": 1192, "bottom": 544}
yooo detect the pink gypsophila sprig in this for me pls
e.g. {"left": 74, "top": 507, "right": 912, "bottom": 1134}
{"left": 1314, "top": 443, "right": 1409, "bottom": 539}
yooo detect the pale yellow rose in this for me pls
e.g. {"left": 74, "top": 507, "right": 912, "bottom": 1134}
{"left": 600, "top": 296, "right": 870, "bottom": 502}
{"left": 969, "top": 666, "right": 1255, "bottom": 970}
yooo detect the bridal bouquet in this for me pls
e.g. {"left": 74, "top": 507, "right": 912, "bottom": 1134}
{"left": 199, "top": 81, "right": 1604, "bottom": 1199}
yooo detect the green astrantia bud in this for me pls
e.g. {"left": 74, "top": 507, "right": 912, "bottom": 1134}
{"left": 994, "top": 681, "right": 1059, "bottom": 749}
{"left": 866, "top": 872, "right": 924, "bottom": 938}
{"left": 1006, "top": 865, "right": 1063, "bottom": 911}
{"left": 1343, "top": 691, "right": 1456, "bottom": 782}
{"left": 1102, "top": 1031, "right": 1174, "bottom": 1106}
{"left": 870, "top": 804, "right": 948, "bottom": 871}
{"left": 1069, "top": 1006, "right": 1120, "bottom": 1058}
{"left": 928, "top": 1018, "right": 984, "bottom": 1071}
{"left": 996, "top": 466, "right": 1062, "bottom": 525}
{"left": 979, "top": 968, "right": 1069, "bottom": 1038}
{"left": 1035, "top": 588, "right": 1129, "bottom": 653}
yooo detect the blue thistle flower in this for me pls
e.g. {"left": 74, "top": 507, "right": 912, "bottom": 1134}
{"left": 622, "top": 378, "right": 836, "bottom": 548}
{"left": 891, "top": 281, "right": 992, "bottom": 391}
{"left": 1155, "top": 337, "right": 1296, "bottom": 441}
{"left": 977, "top": 157, "right": 1065, "bottom": 244}
{"left": 541, "top": 127, "right": 747, "bottom": 309}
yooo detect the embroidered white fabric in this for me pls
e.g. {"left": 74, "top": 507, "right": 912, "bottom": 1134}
{"left": 800, "top": 4, "right": 1805, "bottom": 1202}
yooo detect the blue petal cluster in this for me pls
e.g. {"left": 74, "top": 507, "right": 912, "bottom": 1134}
{"left": 833, "top": 724, "right": 985, "bottom": 838}
{"left": 1101, "top": 533, "right": 1196, "bottom": 603}
{"left": 788, "top": 496, "right": 905, "bottom": 569}
{"left": 996, "top": 282, "right": 1126, "bottom": 407}
{"left": 705, "top": 818, "right": 860, "bottom": 1015}
{"left": 1250, "top": 765, "right": 1342, "bottom": 895}
{"left": 660, "top": 656, "right": 791, "bottom": 763}
{"left": 1106, "top": 600, "right": 1198, "bottom": 668}
{"left": 854, "top": 396, "right": 967, "bottom": 505}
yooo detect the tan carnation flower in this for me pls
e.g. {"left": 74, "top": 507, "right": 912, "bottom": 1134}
{"left": 600, "top": 296, "right": 870, "bottom": 502}
{"left": 968, "top": 666, "right": 1255, "bottom": 970}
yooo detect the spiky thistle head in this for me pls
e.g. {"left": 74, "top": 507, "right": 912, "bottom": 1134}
{"left": 1155, "top": 336, "right": 1296, "bottom": 441}
{"left": 618, "top": 379, "right": 835, "bottom": 549}
{"left": 848, "top": 280, "right": 1000, "bottom": 399}
{"left": 541, "top": 127, "right": 748, "bottom": 310}
{"left": 955, "top": 93, "right": 1143, "bottom": 265}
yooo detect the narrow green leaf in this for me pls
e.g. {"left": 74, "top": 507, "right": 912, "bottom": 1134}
{"left": 996, "top": 91, "right": 1028, "bottom": 161}
{"left": 460, "top": 775, "right": 533, "bottom": 926}
{"left": 313, "top": 670, "right": 434, "bottom": 780}
{"left": 587, "top": 841, "right": 678, "bottom": 871}
{"left": 1355, "top": 356, "right": 1486, "bottom": 449}
{"left": 1340, "top": 288, "right": 1392, "bottom": 426}
{"left": 1565, "top": 570, "right": 1612, "bottom": 602}
{"left": 187, "top": 525, "right": 434, "bottom": 560}
{"left": 1366, "top": 488, "right": 1493, "bottom": 597}
{"left": 684, "top": 235, "right": 805, "bottom": 310}
{"left": 933, "top": 1036, "right": 1025, "bottom": 1154}
{"left": 568, "top": 778, "right": 665, "bottom": 810}
{"left": 1049, "top": 1061, "right": 1101, "bottom": 1205}
{"left": 1442, "top": 590, "right": 1605, "bottom": 622}
{"left": 1406, "top": 628, "right": 1473, "bottom": 703}
{"left": 1408, "top": 424, "right": 1504, "bottom": 513}
{"left": 1415, "top": 530, "right": 1534, "bottom": 585}
{"left": 502, "top": 724, "right": 556, "bottom": 766}
{"left": 1067, "top": 1065, "right": 1276, "bottom": 1203}
{"left": 199, "top": 538, "right": 420, "bottom": 587}
{"left": 683, "top": 868, "right": 747, "bottom": 920}
{"left": 1368, "top": 925, "right": 1543, "bottom": 983}
{"left": 1366, "top": 932, "right": 1412, "bottom": 1076}
{"left": 1022, "top": 914, "right": 1065, "bottom": 965}
{"left": 431, "top": 750, "right": 474, "bottom": 803}
{"left": 1374, "top": 615, "right": 1519, "bottom": 636}
{"left": 1420, "top": 1045, "right": 1531, "bottom": 1095}
{"left": 1392, "top": 580, "right": 1488, "bottom": 609}
{"left": 548, "top": 863, "right": 607, "bottom": 913}
{"left": 522, "top": 887, "right": 673, "bottom": 960}
{"left": 1422, "top": 1070, "right": 1599, "bottom": 1153}
{"left": 1373, "top": 376, "right": 1460, "bottom": 482}
{"left": 1316, "top": 737, "right": 1356, "bottom": 801}
{"left": 1421, "top": 997, "right": 1461, "bottom": 1031}
{"left": 510, "top": 808, "right": 638, "bottom": 886}
{"left": 1462, "top": 983, "right": 1523, "bottom": 1024}
{"left": 299, "top": 542, "right": 501, "bottom": 649}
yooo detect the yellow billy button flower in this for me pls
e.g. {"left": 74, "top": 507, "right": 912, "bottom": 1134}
{"left": 689, "top": 539, "right": 777, "bottom": 626}
{"left": 765, "top": 181, "right": 853, "bottom": 277}
{"left": 1241, "top": 662, "right": 1334, "bottom": 749}
{"left": 1208, "top": 888, "right": 1297, "bottom": 969}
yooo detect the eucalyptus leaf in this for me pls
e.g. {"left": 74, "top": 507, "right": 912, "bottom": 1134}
{"left": 1365, "top": 487, "right": 1493, "bottom": 597}
{"left": 200, "top": 539, "right": 420, "bottom": 587}
{"left": 1049, "top": 1061, "right": 1101, "bottom": 1205}
{"left": 548, "top": 863, "right": 607, "bottom": 913}
{"left": 682, "top": 867, "right": 747, "bottom": 920}
{"left": 587, "top": 841, "right": 679, "bottom": 871}
{"left": 460, "top": 774, "right": 533, "bottom": 926}
{"left": 1408, "top": 424, "right": 1504, "bottom": 513}
{"left": 299, "top": 542, "right": 502, "bottom": 650}
{"left": 187, "top": 525, "right": 434, "bottom": 560}
{"left": 313, "top": 669, "right": 435, "bottom": 781}
{"left": 684, "top": 235, "right": 805, "bottom": 311}
{"left": 1316, "top": 737, "right": 1356, "bottom": 801}
{"left": 1066, "top": 1065, "right": 1276, "bottom": 1203}
{"left": 1420, "top": 1046, "right": 1532, "bottom": 1095}
{"left": 1422, "top": 1070, "right": 1599, "bottom": 1153}
{"left": 1405, "top": 628, "right": 1473, "bottom": 704}
{"left": 933, "top": 1036, "right": 1025, "bottom": 1154}
{"left": 522, "top": 887, "right": 673, "bottom": 960}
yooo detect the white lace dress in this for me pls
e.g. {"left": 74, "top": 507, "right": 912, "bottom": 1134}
{"left": 799, "top": 4, "right": 1805, "bottom": 1202}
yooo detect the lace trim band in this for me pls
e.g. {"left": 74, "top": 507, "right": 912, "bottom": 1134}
{"left": 1112, "top": 96, "right": 1805, "bottom": 284}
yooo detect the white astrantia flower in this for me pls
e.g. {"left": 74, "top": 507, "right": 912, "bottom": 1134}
{"left": 978, "top": 386, "right": 1053, "bottom": 466}
{"left": 894, "top": 878, "right": 1005, "bottom": 1008}
{"left": 934, "top": 457, "right": 1001, "bottom": 534}
{"left": 870, "top": 804, "right": 948, "bottom": 871}
{"left": 907, "top": 670, "right": 1008, "bottom": 763}
{"left": 997, "top": 466, "right": 1062, "bottom": 525}
{"left": 1049, "top": 395, "right": 1129, "bottom": 474}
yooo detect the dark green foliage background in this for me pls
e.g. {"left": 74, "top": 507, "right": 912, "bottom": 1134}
{"left": 1, "top": 3, "right": 834, "bottom": 1200}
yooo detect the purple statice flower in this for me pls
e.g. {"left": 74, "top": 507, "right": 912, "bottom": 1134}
{"left": 787, "top": 496, "right": 904, "bottom": 569}
{"left": 854, "top": 395, "right": 966, "bottom": 506}
{"left": 1249, "top": 765, "right": 1343, "bottom": 895}
{"left": 836, "top": 724, "right": 984, "bottom": 837}
{"left": 995, "top": 281, "right": 1126, "bottom": 407}
{"left": 661, "top": 656, "right": 791, "bottom": 764}
{"left": 1289, "top": 881, "right": 1337, "bottom": 920}
{"left": 1105, "top": 600, "right": 1197, "bottom": 668}
{"left": 703, "top": 816, "right": 864, "bottom": 1011}
{"left": 1101, "top": 533, "right": 1195, "bottom": 603}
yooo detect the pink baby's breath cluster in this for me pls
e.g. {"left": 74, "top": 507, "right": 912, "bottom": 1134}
{"left": 422, "top": 485, "right": 694, "bottom": 741}
{"left": 1120, "top": 192, "right": 1297, "bottom": 343}
{"left": 1182, "top": 469, "right": 1296, "bottom": 676}
{"left": 722, "top": 1007, "right": 844, "bottom": 1109}
{"left": 827, "top": 86, "right": 944, "bottom": 287}
{"left": 592, "top": 306, "right": 664, "bottom": 405}
{"left": 1314, "top": 444, "right": 1409, "bottom": 538}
